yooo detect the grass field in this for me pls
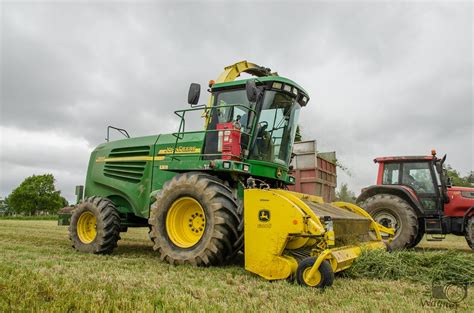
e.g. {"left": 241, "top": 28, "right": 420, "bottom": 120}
{"left": 0, "top": 220, "right": 472, "bottom": 312}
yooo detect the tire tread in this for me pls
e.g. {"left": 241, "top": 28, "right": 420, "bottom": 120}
{"left": 148, "top": 172, "right": 242, "bottom": 266}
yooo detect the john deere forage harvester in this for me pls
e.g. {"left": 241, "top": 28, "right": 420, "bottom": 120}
{"left": 60, "top": 61, "right": 393, "bottom": 287}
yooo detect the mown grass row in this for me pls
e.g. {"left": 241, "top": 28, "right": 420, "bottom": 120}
{"left": 345, "top": 249, "right": 474, "bottom": 285}
{"left": 0, "top": 220, "right": 472, "bottom": 312}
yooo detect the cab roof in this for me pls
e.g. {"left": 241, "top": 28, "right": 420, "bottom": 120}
{"left": 211, "top": 76, "right": 309, "bottom": 98}
{"left": 374, "top": 156, "right": 435, "bottom": 163}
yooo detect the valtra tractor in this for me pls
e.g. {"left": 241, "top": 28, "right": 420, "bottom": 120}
{"left": 59, "top": 61, "right": 393, "bottom": 288}
{"left": 358, "top": 151, "right": 474, "bottom": 250}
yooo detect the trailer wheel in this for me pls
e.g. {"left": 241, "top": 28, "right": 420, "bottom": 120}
{"left": 69, "top": 196, "right": 121, "bottom": 254}
{"left": 149, "top": 172, "right": 241, "bottom": 266}
{"left": 296, "top": 258, "right": 334, "bottom": 288}
{"left": 465, "top": 217, "right": 473, "bottom": 250}
{"left": 360, "top": 194, "right": 419, "bottom": 250}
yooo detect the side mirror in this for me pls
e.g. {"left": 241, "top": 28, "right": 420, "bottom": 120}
{"left": 246, "top": 80, "right": 258, "bottom": 102}
{"left": 446, "top": 176, "right": 453, "bottom": 188}
{"left": 188, "top": 83, "right": 201, "bottom": 105}
{"left": 441, "top": 154, "right": 447, "bottom": 164}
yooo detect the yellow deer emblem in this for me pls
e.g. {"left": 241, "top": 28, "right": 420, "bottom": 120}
{"left": 258, "top": 210, "right": 270, "bottom": 222}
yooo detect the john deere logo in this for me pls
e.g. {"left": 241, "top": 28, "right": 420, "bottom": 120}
{"left": 258, "top": 210, "right": 270, "bottom": 222}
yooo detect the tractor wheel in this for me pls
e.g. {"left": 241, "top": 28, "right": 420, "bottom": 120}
{"left": 296, "top": 258, "right": 334, "bottom": 288}
{"left": 465, "top": 217, "right": 473, "bottom": 250}
{"left": 149, "top": 172, "right": 242, "bottom": 266}
{"left": 69, "top": 196, "right": 121, "bottom": 254}
{"left": 360, "top": 194, "right": 419, "bottom": 250}
{"left": 406, "top": 220, "right": 425, "bottom": 248}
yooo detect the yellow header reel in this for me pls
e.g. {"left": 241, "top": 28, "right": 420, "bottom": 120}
{"left": 243, "top": 188, "right": 393, "bottom": 288}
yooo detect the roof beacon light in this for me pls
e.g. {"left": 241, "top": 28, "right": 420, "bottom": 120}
{"left": 431, "top": 149, "right": 437, "bottom": 157}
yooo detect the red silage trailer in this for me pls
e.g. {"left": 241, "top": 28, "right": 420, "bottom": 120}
{"left": 289, "top": 140, "right": 337, "bottom": 202}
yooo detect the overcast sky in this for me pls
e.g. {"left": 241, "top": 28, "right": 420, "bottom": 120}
{"left": 1, "top": 1, "right": 472, "bottom": 202}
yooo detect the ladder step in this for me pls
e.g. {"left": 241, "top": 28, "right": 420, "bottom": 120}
{"left": 425, "top": 218, "right": 443, "bottom": 234}
{"left": 426, "top": 234, "right": 446, "bottom": 241}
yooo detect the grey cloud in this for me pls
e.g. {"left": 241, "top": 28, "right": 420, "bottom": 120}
{"left": 1, "top": 1, "right": 472, "bottom": 201}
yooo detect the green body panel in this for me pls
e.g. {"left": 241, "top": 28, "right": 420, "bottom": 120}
{"left": 246, "top": 160, "right": 292, "bottom": 182}
{"left": 81, "top": 76, "right": 306, "bottom": 226}
{"left": 85, "top": 133, "right": 205, "bottom": 221}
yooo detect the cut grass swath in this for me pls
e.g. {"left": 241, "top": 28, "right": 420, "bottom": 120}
{"left": 344, "top": 249, "right": 474, "bottom": 285}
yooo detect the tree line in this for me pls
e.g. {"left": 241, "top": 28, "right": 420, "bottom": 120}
{"left": 1, "top": 174, "right": 68, "bottom": 216}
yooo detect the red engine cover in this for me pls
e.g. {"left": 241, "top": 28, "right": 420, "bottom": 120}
{"left": 216, "top": 122, "right": 241, "bottom": 161}
{"left": 444, "top": 186, "right": 474, "bottom": 217}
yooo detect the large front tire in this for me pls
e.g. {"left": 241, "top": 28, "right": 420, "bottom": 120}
{"left": 69, "top": 197, "right": 121, "bottom": 254}
{"left": 360, "top": 194, "right": 419, "bottom": 250}
{"left": 149, "top": 172, "right": 242, "bottom": 266}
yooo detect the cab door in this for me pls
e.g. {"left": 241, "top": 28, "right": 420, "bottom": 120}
{"left": 400, "top": 161, "right": 441, "bottom": 215}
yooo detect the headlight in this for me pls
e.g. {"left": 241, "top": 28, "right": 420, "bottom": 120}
{"left": 300, "top": 96, "right": 308, "bottom": 106}
{"left": 272, "top": 82, "right": 282, "bottom": 89}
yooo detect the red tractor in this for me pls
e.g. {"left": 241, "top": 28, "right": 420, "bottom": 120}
{"left": 357, "top": 151, "right": 473, "bottom": 250}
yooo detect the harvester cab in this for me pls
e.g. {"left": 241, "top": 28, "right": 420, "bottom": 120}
{"left": 61, "top": 61, "right": 394, "bottom": 288}
{"left": 176, "top": 60, "right": 308, "bottom": 188}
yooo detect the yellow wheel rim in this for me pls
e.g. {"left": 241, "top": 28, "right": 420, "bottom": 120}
{"left": 302, "top": 267, "right": 322, "bottom": 287}
{"left": 166, "top": 197, "right": 206, "bottom": 248}
{"left": 77, "top": 211, "right": 97, "bottom": 244}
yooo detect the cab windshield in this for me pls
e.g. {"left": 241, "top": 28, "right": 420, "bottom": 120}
{"left": 250, "top": 90, "right": 300, "bottom": 165}
{"left": 212, "top": 88, "right": 301, "bottom": 165}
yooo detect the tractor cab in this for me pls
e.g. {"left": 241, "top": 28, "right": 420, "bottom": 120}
{"left": 374, "top": 151, "right": 450, "bottom": 214}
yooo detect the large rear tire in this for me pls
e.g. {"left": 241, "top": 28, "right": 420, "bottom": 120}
{"left": 149, "top": 172, "right": 242, "bottom": 266}
{"left": 465, "top": 217, "right": 473, "bottom": 250}
{"left": 360, "top": 194, "right": 419, "bottom": 250}
{"left": 406, "top": 220, "right": 425, "bottom": 248}
{"left": 69, "top": 196, "right": 121, "bottom": 254}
